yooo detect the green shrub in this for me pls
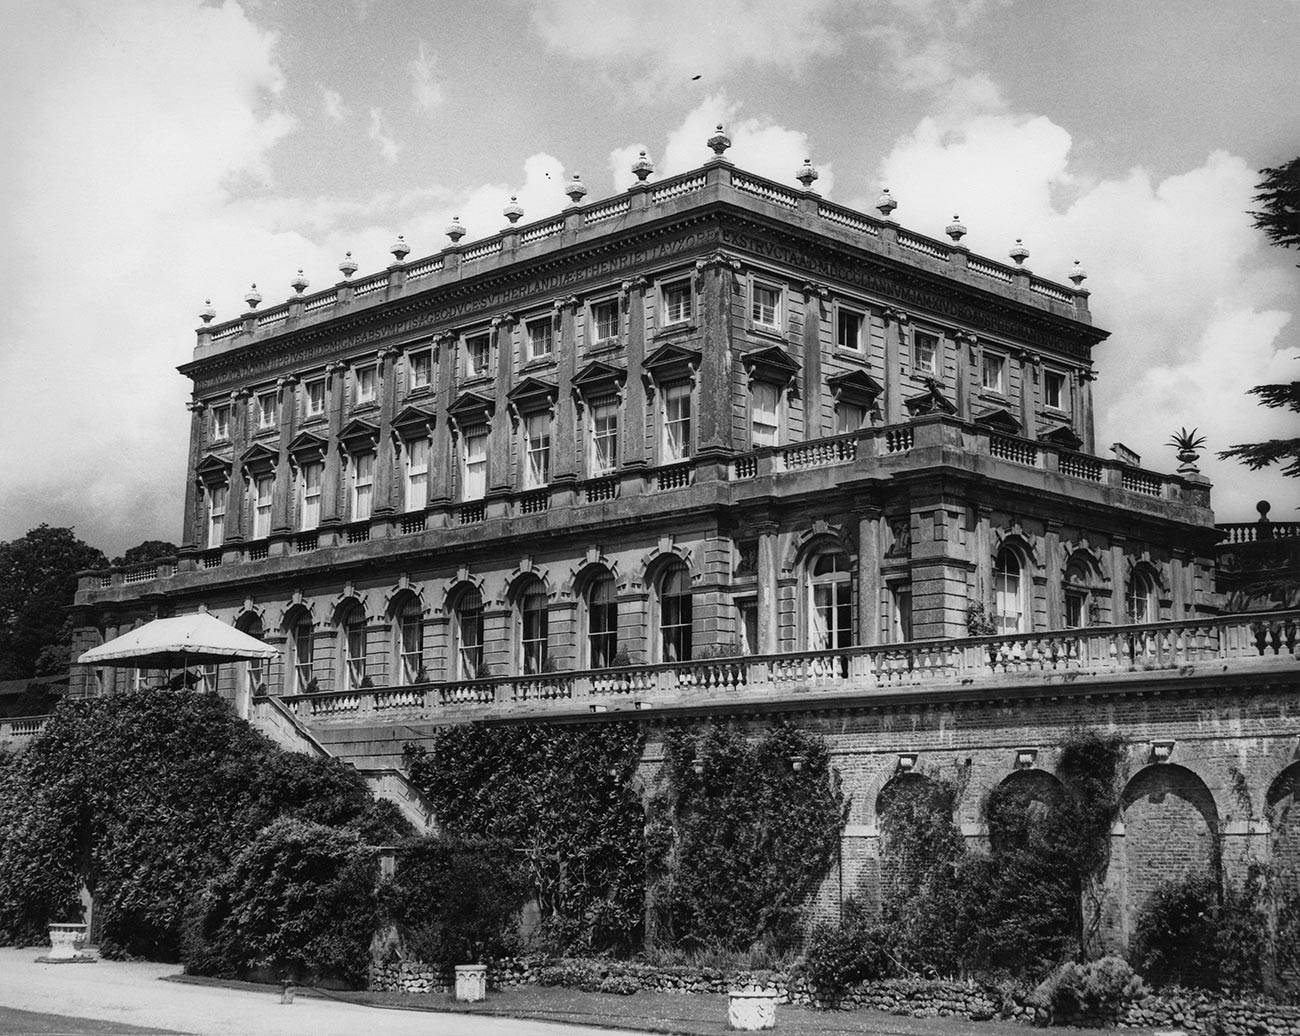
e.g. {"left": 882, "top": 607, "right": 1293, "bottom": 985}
{"left": 183, "top": 818, "right": 380, "bottom": 987}
{"left": 381, "top": 835, "right": 528, "bottom": 965}
{"left": 799, "top": 899, "right": 894, "bottom": 1004}
{"left": 1035, "top": 956, "right": 1146, "bottom": 1022}
{"left": 598, "top": 974, "right": 640, "bottom": 995}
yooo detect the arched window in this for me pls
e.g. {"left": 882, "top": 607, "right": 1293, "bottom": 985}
{"left": 341, "top": 605, "right": 367, "bottom": 690}
{"left": 658, "top": 562, "right": 692, "bottom": 662}
{"left": 396, "top": 597, "right": 424, "bottom": 683}
{"left": 1063, "top": 555, "right": 1099, "bottom": 628}
{"left": 1127, "top": 567, "right": 1158, "bottom": 624}
{"left": 517, "top": 578, "right": 549, "bottom": 675}
{"left": 288, "top": 613, "right": 314, "bottom": 693}
{"left": 454, "top": 588, "right": 484, "bottom": 679}
{"left": 585, "top": 570, "right": 618, "bottom": 669}
{"left": 993, "top": 545, "right": 1029, "bottom": 635}
{"left": 807, "top": 549, "right": 853, "bottom": 650}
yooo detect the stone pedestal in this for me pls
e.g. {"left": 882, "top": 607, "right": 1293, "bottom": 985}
{"left": 728, "top": 988, "right": 777, "bottom": 1030}
{"left": 47, "top": 923, "right": 87, "bottom": 960}
{"left": 454, "top": 963, "right": 487, "bottom": 1002}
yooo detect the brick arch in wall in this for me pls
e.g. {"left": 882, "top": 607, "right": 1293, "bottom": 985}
{"left": 1119, "top": 764, "right": 1220, "bottom": 922}
{"left": 874, "top": 772, "right": 961, "bottom": 917}
{"left": 987, "top": 769, "right": 1067, "bottom": 855}
{"left": 1266, "top": 763, "right": 1300, "bottom": 878}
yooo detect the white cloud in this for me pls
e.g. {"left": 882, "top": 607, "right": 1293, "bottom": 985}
{"left": 409, "top": 42, "right": 442, "bottom": 111}
{"left": 871, "top": 89, "right": 1300, "bottom": 520}
{"left": 319, "top": 84, "right": 347, "bottom": 122}
{"left": 613, "top": 94, "right": 833, "bottom": 196}
{"left": 367, "top": 107, "right": 402, "bottom": 164}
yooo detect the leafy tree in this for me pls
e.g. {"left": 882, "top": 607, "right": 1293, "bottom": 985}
{"left": 0, "top": 526, "right": 107, "bottom": 679}
{"left": 112, "top": 540, "right": 178, "bottom": 568}
{"left": 1220, "top": 158, "right": 1300, "bottom": 479}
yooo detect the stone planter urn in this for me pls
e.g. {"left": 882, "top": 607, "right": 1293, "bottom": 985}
{"left": 728, "top": 988, "right": 777, "bottom": 1031}
{"left": 453, "top": 963, "right": 487, "bottom": 1002}
{"left": 47, "top": 923, "right": 87, "bottom": 960}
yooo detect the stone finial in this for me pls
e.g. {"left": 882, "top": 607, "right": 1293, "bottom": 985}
{"left": 946, "top": 215, "right": 967, "bottom": 242}
{"left": 290, "top": 269, "right": 309, "bottom": 295}
{"left": 565, "top": 174, "right": 588, "bottom": 206}
{"left": 632, "top": 150, "right": 655, "bottom": 182}
{"left": 390, "top": 235, "right": 410, "bottom": 262}
{"left": 1258, "top": 500, "right": 1271, "bottom": 519}
{"left": 1068, "top": 260, "right": 1088, "bottom": 287}
{"left": 796, "top": 158, "right": 819, "bottom": 191}
{"left": 199, "top": 299, "right": 216, "bottom": 324}
{"left": 875, "top": 188, "right": 897, "bottom": 218}
{"left": 502, "top": 196, "right": 524, "bottom": 224}
{"left": 1009, "top": 239, "right": 1030, "bottom": 266}
{"left": 338, "top": 251, "right": 358, "bottom": 279}
{"left": 445, "top": 217, "right": 465, "bottom": 243}
{"left": 707, "top": 123, "right": 732, "bottom": 157}
{"left": 244, "top": 284, "right": 262, "bottom": 310}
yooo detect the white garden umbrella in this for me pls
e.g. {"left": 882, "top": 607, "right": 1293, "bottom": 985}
{"left": 77, "top": 613, "right": 278, "bottom": 670}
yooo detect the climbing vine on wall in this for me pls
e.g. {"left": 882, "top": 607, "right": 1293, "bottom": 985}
{"left": 645, "top": 722, "right": 847, "bottom": 954}
{"left": 403, "top": 722, "right": 647, "bottom": 954}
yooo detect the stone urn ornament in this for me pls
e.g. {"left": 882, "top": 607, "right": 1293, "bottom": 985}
{"left": 728, "top": 987, "right": 778, "bottom": 1030}
{"left": 1166, "top": 426, "right": 1207, "bottom": 475}
{"left": 46, "top": 922, "right": 89, "bottom": 961}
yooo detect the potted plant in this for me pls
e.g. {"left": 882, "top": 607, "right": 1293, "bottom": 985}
{"left": 1166, "top": 427, "right": 1206, "bottom": 474}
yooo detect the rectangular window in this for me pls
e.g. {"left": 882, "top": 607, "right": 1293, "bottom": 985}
{"left": 891, "top": 584, "right": 912, "bottom": 642}
{"left": 751, "top": 282, "right": 781, "bottom": 330}
{"left": 211, "top": 404, "right": 230, "bottom": 441}
{"left": 525, "top": 317, "right": 553, "bottom": 361}
{"left": 913, "top": 330, "right": 939, "bottom": 374}
{"left": 737, "top": 598, "right": 758, "bottom": 656}
{"left": 298, "top": 461, "right": 322, "bottom": 531}
{"left": 1065, "top": 589, "right": 1086, "bottom": 629}
{"left": 207, "top": 484, "right": 226, "bottom": 549}
{"left": 304, "top": 379, "right": 326, "bottom": 418}
{"left": 408, "top": 350, "right": 432, "bottom": 391}
{"left": 462, "top": 427, "right": 487, "bottom": 500}
{"left": 351, "top": 451, "right": 374, "bottom": 521}
{"left": 751, "top": 382, "right": 780, "bottom": 447}
{"left": 1044, "top": 370, "right": 1067, "bottom": 411}
{"left": 251, "top": 475, "right": 273, "bottom": 539}
{"left": 355, "top": 365, "right": 377, "bottom": 405}
{"left": 837, "top": 309, "right": 864, "bottom": 351}
{"left": 982, "top": 352, "right": 1007, "bottom": 393}
{"left": 525, "top": 412, "right": 551, "bottom": 488}
{"left": 591, "top": 399, "right": 619, "bottom": 475}
{"left": 661, "top": 280, "right": 692, "bottom": 325}
{"left": 404, "top": 437, "right": 429, "bottom": 511}
{"left": 464, "top": 333, "right": 491, "bottom": 379}
{"left": 591, "top": 300, "right": 619, "bottom": 346}
{"left": 256, "top": 391, "right": 278, "bottom": 431}
{"left": 663, "top": 383, "right": 692, "bottom": 462}
{"left": 835, "top": 402, "right": 868, "bottom": 435}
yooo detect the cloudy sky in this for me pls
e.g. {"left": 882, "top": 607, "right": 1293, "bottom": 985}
{"left": 1, "top": 0, "right": 1297, "bottom": 557}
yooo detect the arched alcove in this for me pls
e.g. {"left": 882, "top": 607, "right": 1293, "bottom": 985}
{"left": 1120, "top": 764, "right": 1220, "bottom": 916}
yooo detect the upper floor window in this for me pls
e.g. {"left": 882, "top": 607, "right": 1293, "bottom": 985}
{"left": 807, "top": 549, "right": 852, "bottom": 650}
{"left": 350, "top": 451, "right": 374, "bottom": 521}
{"left": 206, "top": 484, "right": 227, "bottom": 549}
{"left": 591, "top": 299, "right": 620, "bottom": 346}
{"left": 590, "top": 399, "right": 619, "bottom": 476}
{"left": 525, "top": 317, "right": 553, "bottom": 361}
{"left": 1064, "top": 555, "right": 1100, "bottom": 628}
{"left": 289, "top": 615, "right": 314, "bottom": 693}
{"left": 355, "top": 365, "right": 377, "bottom": 405}
{"left": 750, "top": 382, "right": 780, "bottom": 447}
{"left": 454, "top": 588, "right": 484, "bottom": 680}
{"left": 751, "top": 282, "right": 782, "bottom": 331}
{"left": 517, "top": 578, "right": 549, "bottom": 675}
{"left": 913, "top": 330, "right": 939, "bottom": 375}
{"left": 341, "top": 605, "right": 367, "bottom": 690}
{"left": 256, "top": 391, "right": 278, "bottom": 431}
{"left": 661, "top": 279, "right": 693, "bottom": 326}
{"left": 658, "top": 562, "right": 692, "bottom": 663}
{"left": 662, "top": 383, "right": 692, "bottom": 463}
{"left": 1127, "top": 568, "right": 1158, "bottom": 624}
{"left": 585, "top": 570, "right": 618, "bottom": 669}
{"left": 298, "top": 461, "right": 322, "bottom": 531}
{"left": 409, "top": 350, "right": 433, "bottom": 392}
{"left": 993, "top": 545, "right": 1028, "bottom": 635}
{"left": 461, "top": 426, "right": 488, "bottom": 500}
{"left": 981, "top": 352, "right": 1007, "bottom": 394}
{"left": 837, "top": 308, "right": 864, "bottom": 352}
{"left": 304, "top": 378, "right": 326, "bottom": 419}
{"left": 404, "top": 437, "right": 429, "bottom": 512}
{"left": 396, "top": 597, "right": 423, "bottom": 683}
{"left": 464, "top": 332, "right": 492, "bottom": 379}
{"left": 251, "top": 474, "right": 273, "bottom": 540}
{"left": 891, "top": 583, "right": 912, "bottom": 643}
{"left": 211, "top": 404, "right": 231, "bottom": 441}
{"left": 835, "top": 401, "right": 868, "bottom": 436}
{"left": 524, "top": 413, "right": 551, "bottom": 488}
{"left": 1043, "top": 370, "right": 1068, "bottom": 411}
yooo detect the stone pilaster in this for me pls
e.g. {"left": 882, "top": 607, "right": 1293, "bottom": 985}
{"left": 226, "top": 390, "right": 249, "bottom": 543}
{"left": 1079, "top": 368, "right": 1097, "bottom": 454}
{"left": 622, "top": 279, "right": 649, "bottom": 468}
{"left": 373, "top": 347, "right": 400, "bottom": 517}
{"left": 801, "top": 283, "right": 827, "bottom": 439}
{"left": 272, "top": 376, "right": 297, "bottom": 534}
{"left": 883, "top": 309, "right": 906, "bottom": 425}
{"left": 695, "top": 252, "right": 738, "bottom": 457}
{"left": 857, "top": 509, "right": 883, "bottom": 646}
{"left": 1019, "top": 350, "right": 1038, "bottom": 439}
{"left": 430, "top": 333, "right": 454, "bottom": 505}
{"left": 321, "top": 362, "right": 347, "bottom": 528}
{"left": 756, "top": 522, "right": 779, "bottom": 655}
{"left": 489, "top": 315, "right": 516, "bottom": 495}
{"left": 552, "top": 296, "right": 580, "bottom": 485}
{"left": 181, "top": 401, "right": 204, "bottom": 549}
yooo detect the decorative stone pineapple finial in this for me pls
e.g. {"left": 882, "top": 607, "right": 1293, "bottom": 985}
{"left": 946, "top": 215, "right": 967, "bottom": 243}
{"left": 338, "top": 251, "right": 358, "bottom": 279}
{"left": 199, "top": 299, "right": 216, "bottom": 324}
{"left": 445, "top": 217, "right": 465, "bottom": 243}
{"left": 1068, "top": 260, "right": 1088, "bottom": 288}
{"left": 1009, "top": 239, "right": 1030, "bottom": 266}
{"left": 502, "top": 196, "right": 524, "bottom": 224}
{"left": 244, "top": 284, "right": 262, "bottom": 309}
{"left": 632, "top": 150, "right": 655, "bottom": 182}
{"left": 875, "top": 188, "right": 897, "bottom": 219}
{"left": 796, "top": 158, "right": 819, "bottom": 191}
{"left": 290, "top": 269, "right": 309, "bottom": 295}
{"left": 707, "top": 124, "right": 731, "bottom": 158}
{"left": 565, "top": 174, "right": 588, "bottom": 206}
{"left": 390, "top": 235, "right": 410, "bottom": 262}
